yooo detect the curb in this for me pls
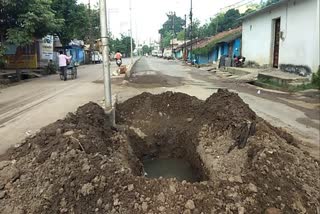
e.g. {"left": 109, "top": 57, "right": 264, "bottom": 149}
{"left": 125, "top": 57, "right": 142, "bottom": 79}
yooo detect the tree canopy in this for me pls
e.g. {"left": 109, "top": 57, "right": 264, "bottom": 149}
{"left": 0, "top": 0, "right": 62, "bottom": 46}
{"left": 51, "top": 0, "right": 100, "bottom": 46}
{"left": 159, "top": 1, "right": 273, "bottom": 48}
{"left": 0, "top": 0, "right": 101, "bottom": 47}
{"left": 109, "top": 35, "right": 136, "bottom": 57}
{"left": 159, "top": 13, "right": 185, "bottom": 49}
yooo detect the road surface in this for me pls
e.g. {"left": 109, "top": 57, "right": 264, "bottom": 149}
{"left": 0, "top": 56, "right": 319, "bottom": 157}
{"left": 0, "top": 58, "right": 133, "bottom": 153}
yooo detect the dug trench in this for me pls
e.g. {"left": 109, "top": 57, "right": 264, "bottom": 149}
{"left": 0, "top": 89, "right": 319, "bottom": 214}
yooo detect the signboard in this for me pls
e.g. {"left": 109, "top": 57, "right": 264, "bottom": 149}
{"left": 41, "top": 35, "right": 54, "bottom": 60}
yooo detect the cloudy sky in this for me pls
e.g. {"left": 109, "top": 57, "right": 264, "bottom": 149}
{"left": 78, "top": 0, "right": 259, "bottom": 44}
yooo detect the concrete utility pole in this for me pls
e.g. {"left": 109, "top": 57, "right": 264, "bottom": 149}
{"left": 171, "top": 12, "right": 175, "bottom": 56}
{"left": 88, "top": 0, "right": 94, "bottom": 64}
{"left": 129, "top": 0, "right": 133, "bottom": 64}
{"left": 99, "top": 0, "right": 112, "bottom": 112}
{"left": 190, "top": 0, "right": 193, "bottom": 63}
{"left": 184, "top": 14, "right": 187, "bottom": 61}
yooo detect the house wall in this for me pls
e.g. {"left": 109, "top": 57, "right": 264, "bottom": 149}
{"left": 232, "top": 38, "right": 241, "bottom": 57}
{"left": 175, "top": 50, "right": 183, "bottom": 59}
{"left": 213, "top": 48, "right": 219, "bottom": 62}
{"left": 242, "top": 0, "right": 319, "bottom": 74}
{"left": 4, "top": 43, "right": 38, "bottom": 69}
{"left": 66, "top": 47, "right": 85, "bottom": 64}
{"left": 222, "top": 43, "right": 229, "bottom": 56}
{"left": 197, "top": 55, "right": 209, "bottom": 64}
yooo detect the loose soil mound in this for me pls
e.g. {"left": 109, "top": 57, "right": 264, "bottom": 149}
{"left": 0, "top": 90, "right": 319, "bottom": 214}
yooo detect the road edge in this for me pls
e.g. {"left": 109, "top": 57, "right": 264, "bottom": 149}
{"left": 125, "top": 56, "right": 142, "bottom": 79}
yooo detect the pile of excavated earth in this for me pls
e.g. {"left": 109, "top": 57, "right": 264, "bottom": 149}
{"left": 0, "top": 89, "right": 319, "bottom": 214}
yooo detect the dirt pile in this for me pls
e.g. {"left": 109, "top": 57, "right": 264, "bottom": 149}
{"left": 0, "top": 90, "right": 319, "bottom": 214}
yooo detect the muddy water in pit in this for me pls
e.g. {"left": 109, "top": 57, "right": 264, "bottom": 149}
{"left": 143, "top": 158, "right": 200, "bottom": 182}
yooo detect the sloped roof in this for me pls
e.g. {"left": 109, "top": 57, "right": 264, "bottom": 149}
{"left": 175, "top": 38, "right": 202, "bottom": 51}
{"left": 240, "top": 0, "right": 305, "bottom": 20}
{"left": 194, "top": 27, "right": 242, "bottom": 50}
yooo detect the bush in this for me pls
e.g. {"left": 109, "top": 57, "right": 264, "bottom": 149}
{"left": 311, "top": 67, "right": 320, "bottom": 89}
{"left": 0, "top": 46, "right": 5, "bottom": 69}
{"left": 44, "top": 61, "right": 58, "bottom": 75}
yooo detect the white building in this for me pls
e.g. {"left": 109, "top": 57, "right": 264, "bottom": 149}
{"left": 241, "top": 0, "right": 319, "bottom": 75}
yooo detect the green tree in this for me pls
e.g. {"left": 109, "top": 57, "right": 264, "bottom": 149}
{"left": 177, "top": 30, "right": 185, "bottom": 41}
{"left": 109, "top": 34, "right": 136, "bottom": 57}
{"left": 51, "top": 0, "right": 100, "bottom": 46}
{"left": 217, "top": 9, "right": 241, "bottom": 32}
{"left": 185, "top": 18, "right": 200, "bottom": 40}
{"left": 159, "top": 12, "right": 185, "bottom": 48}
{"left": 190, "top": 9, "right": 241, "bottom": 39}
{"left": 0, "top": 0, "right": 62, "bottom": 46}
{"left": 261, "top": 0, "right": 280, "bottom": 7}
{"left": 161, "top": 31, "right": 173, "bottom": 49}
{"left": 142, "top": 45, "right": 150, "bottom": 55}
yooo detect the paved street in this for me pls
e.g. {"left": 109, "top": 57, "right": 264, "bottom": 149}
{"left": 0, "top": 58, "right": 133, "bottom": 154}
{"left": 116, "top": 57, "right": 320, "bottom": 156}
{"left": 0, "top": 56, "right": 319, "bottom": 156}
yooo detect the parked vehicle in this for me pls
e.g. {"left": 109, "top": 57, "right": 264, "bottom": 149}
{"left": 152, "top": 50, "right": 159, "bottom": 57}
{"left": 91, "top": 51, "right": 102, "bottom": 64}
{"left": 234, "top": 55, "right": 246, "bottom": 67}
{"left": 163, "top": 49, "right": 173, "bottom": 60}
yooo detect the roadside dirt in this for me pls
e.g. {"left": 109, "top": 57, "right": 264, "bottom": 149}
{"left": 127, "top": 71, "right": 183, "bottom": 88}
{"left": 0, "top": 90, "right": 319, "bottom": 214}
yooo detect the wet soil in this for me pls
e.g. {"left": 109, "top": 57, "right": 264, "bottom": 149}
{"left": 0, "top": 90, "right": 319, "bottom": 214}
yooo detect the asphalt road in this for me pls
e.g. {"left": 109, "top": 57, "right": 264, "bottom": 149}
{"left": 0, "top": 56, "right": 319, "bottom": 157}
{"left": 121, "top": 57, "right": 320, "bottom": 156}
{"left": 0, "top": 58, "right": 133, "bottom": 153}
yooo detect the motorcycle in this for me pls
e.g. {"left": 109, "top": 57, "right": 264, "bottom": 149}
{"left": 116, "top": 59, "right": 122, "bottom": 67}
{"left": 234, "top": 55, "right": 246, "bottom": 67}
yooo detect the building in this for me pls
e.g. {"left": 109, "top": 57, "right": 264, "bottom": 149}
{"left": 192, "top": 27, "right": 242, "bottom": 65}
{"left": 65, "top": 40, "right": 85, "bottom": 65}
{"left": 3, "top": 35, "right": 55, "bottom": 69}
{"left": 174, "top": 38, "right": 202, "bottom": 61}
{"left": 241, "top": 0, "right": 320, "bottom": 75}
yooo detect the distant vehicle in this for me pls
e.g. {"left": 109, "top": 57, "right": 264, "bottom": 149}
{"left": 163, "top": 49, "right": 173, "bottom": 60}
{"left": 151, "top": 50, "right": 158, "bottom": 57}
{"left": 157, "top": 52, "right": 163, "bottom": 58}
{"left": 91, "top": 51, "right": 102, "bottom": 63}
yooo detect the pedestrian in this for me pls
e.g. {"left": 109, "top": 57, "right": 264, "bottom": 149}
{"left": 58, "top": 51, "right": 72, "bottom": 81}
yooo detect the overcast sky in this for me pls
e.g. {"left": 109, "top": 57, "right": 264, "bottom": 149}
{"left": 78, "top": 0, "right": 259, "bottom": 44}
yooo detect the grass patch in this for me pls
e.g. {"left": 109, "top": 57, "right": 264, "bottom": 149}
{"left": 255, "top": 78, "right": 318, "bottom": 92}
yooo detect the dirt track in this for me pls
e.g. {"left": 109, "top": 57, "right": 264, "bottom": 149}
{"left": 0, "top": 90, "right": 319, "bottom": 213}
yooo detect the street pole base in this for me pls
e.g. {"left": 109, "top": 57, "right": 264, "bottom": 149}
{"left": 105, "top": 107, "right": 116, "bottom": 127}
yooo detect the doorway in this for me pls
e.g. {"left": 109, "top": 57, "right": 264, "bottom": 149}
{"left": 273, "top": 18, "right": 281, "bottom": 68}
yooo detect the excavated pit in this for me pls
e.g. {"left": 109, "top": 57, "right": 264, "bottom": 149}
{"left": 126, "top": 128, "right": 209, "bottom": 182}
{"left": 0, "top": 90, "right": 319, "bottom": 213}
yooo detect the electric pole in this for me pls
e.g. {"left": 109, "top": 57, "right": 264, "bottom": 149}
{"left": 129, "top": 0, "right": 133, "bottom": 64}
{"left": 184, "top": 14, "right": 187, "bottom": 61}
{"left": 190, "top": 0, "right": 193, "bottom": 63}
{"left": 171, "top": 12, "right": 175, "bottom": 57}
{"left": 99, "top": 0, "right": 112, "bottom": 114}
{"left": 88, "top": 0, "right": 94, "bottom": 64}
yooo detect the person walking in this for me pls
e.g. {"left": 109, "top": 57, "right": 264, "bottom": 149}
{"left": 58, "top": 51, "right": 72, "bottom": 81}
